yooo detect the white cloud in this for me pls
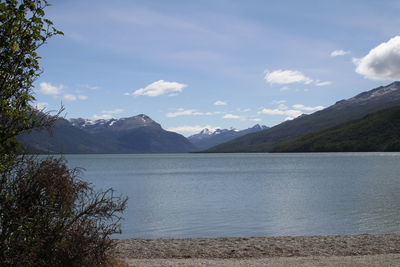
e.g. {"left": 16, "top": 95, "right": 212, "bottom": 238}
{"left": 265, "top": 70, "right": 313, "bottom": 85}
{"left": 258, "top": 108, "right": 303, "bottom": 118}
{"left": 278, "top": 103, "right": 288, "bottom": 110}
{"left": 272, "top": 100, "right": 287, "bottom": 105}
{"left": 285, "top": 117, "right": 295, "bottom": 121}
{"left": 94, "top": 109, "right": 122, "bottom": 120}
{"left": 354, "top": 36, "right": 400, "bottom": 80}
{"left": 223, "top": 114, "right": 242, "bottom": 119}
{"left": 214, "top": 100, "right": 227, "bottom": 106}
{"left": 166, "top": 108, "right": 203, "bottom": 118}
{"left": 330, "top": 50, "right": 350, "bottom": 57}
{"left": 93, "top": 114, "right": 113, "bottom": 120}
{"left": 315, "top": 80, "right": 332, "bottom": 86}
{"left": 63, "top": 94, "right": 87, "bottom": 101}
{"left": 258, "top": 102, "right": 324, "bottom": 120}
{"left": 102, "top": 108, "right": 123, "bottom": 114}
{"left": 79, "top": 84, "right": 100, "bottom": 90}
{"left": 129, "top": 80, "right": 187, "bottom": 97}
{"left": 34, "top": 102, "right": 48, "bottom": 110}
{"left": 221, "top": 113, "right": 260, "bottom": 121}
{"left": 38, "top": 82, "right": 88, "bottom": 100}
{"left": 38, "top": 82, "right": 63, "bottom": 95}
{"left": 166, "top": 108, "right": 222, "bottom": 118}
{"left": 205, "top": 111, "right": 223, "bottom": 115}
{"left": 237, "top": 108, "right": 251, "bottom": 112}
{"left": 265, "top": 70, "right": 331, "bottom": 87}
{"left": 167, "top": 125, "right": 220, "bottom": 136}
{"left": 292, "top": 104, "right": 324, "bottom": 112}
{"left": 63, "top": 94, "right": 77, "bottom": 101}
{"left": 78, "top": 95, "right": 88, "bottom": 100}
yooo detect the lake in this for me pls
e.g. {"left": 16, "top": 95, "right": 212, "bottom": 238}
{"left": 65, "top": 153, "right": 400, "bottom": 239}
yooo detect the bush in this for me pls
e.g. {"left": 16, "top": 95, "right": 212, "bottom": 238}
{"left": 0, "top": 156, "right": 127, "bottom": 266}
{"left": 0, "top": 1, "right": 128, "bottom": 265}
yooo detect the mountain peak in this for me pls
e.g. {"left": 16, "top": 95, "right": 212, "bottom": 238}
{"left": 200, "top": 128, "right": 213, "bottom": 135}
{"left": 122, "top": 114, "right": 159, "bottom": 127}
{"left": 249, "top": 124, "right": 269, "bottom": 130}
{"left": 188, "top": 124, "right": 270, "bottom": 150}
{"left": 70, "top": 114, "right": 161, "bottom": 134}
{"left": 137, "top": 114, "right": 151, "bottom": 120}
{"left": 327, "top": 82, "right": 400, "bottom": 111}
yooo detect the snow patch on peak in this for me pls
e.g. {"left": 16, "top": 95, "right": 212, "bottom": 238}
{"left": 83, "top": 119, "right": 95, "bottom": 126}
{"left": 214, "top": 128, "right": 232, "bottom": 135}
{"left": 70, "top": 118, "right": 96, "bottom": 127}
{"left": 135, "top": 114, "right": 154, "bottom": 124}
{"left": 138, "top": 114, "right": 149, "bottom": 119}
{"left": 370, "top": 83, "right": 399, "bottom": 98}
{"left": 250, "top": 124, "right": 268, "bottom": 130}
{"left": 200, "top": 128, "right": 213, "bottom": 135}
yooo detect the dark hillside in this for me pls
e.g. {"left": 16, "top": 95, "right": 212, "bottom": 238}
{"left": 272, "top": 106, "right": 400, "bottom": 152}
{"left": 206, "top": 82, "right": 400, "bottom": 152}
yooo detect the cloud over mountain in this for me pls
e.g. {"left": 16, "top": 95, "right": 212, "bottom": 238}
{"left": 292, "top": 104, "right": 324, "bottom": 111}
{"left": 355, "top": 36, "right": 400, "bottom": 81}
{"left": 167, "top": 125, "right": 219, "bottom": 136}
{"left": 257, "top": 103, "right": 323, "bottom": 120}
{"left": 258, "top": 108, "right": 303, "bottom": 119}
{"left": 102, "top": 108, "right": 124, "bottom": 114}
{"left": 265, "top": 70, "right": 331, "bottom": 87}
{"left": 265, "top": 70, "right": 313, "bottom": 85}
{"left": 223, "top": 114, "right": 242, "bottom": 119}
{"left": 330, "top": 50, "right": 350, "bottom": 57}
{"left": 214, "top": 100, "right": 227, "bottom": 106}
{"left": 166, "top": 109, "right": 203, "bottom": 117}
{"left": 128, "top": 80, "right": 187, "bottom": 97}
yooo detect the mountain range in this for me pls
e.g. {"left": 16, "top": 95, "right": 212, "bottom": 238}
{"left": 188, "top": 124, "right": 269, "bottom": 150}
{"left": 19, "top": 114, "right": 268, "bottom": 154}
{"left": 20, "top": 81, "right": 400, "bottom": 153}
{"left": 20, "top": 114, "right": 196, "bottom": 153}
{"left": 206, "top": 81, "right": 400, "bottom": 152}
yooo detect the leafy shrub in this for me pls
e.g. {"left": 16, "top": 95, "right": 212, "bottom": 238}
{"left": 0, "top": 157, "right": 127, "bottom": 266}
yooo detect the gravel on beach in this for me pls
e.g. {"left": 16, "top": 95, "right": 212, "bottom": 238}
{"left": 112, "top": 234, "right": 400, "bottom": 259}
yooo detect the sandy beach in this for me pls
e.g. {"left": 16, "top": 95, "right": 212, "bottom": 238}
{"left": 113, "top": 234, "right": 400, "bottom": 266}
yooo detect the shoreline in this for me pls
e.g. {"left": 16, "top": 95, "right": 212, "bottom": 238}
{"left": 113, "top": 233, "right": 400, "bottom": 260}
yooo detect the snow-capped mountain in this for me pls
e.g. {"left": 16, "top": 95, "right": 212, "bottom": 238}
{"left": 327, "top": 81, "right": 400, "bottom": 111}
{"left": 21, "top": 114, "right": 196, "bottom": 154}
{"left": 190, "top": 128, "right": 235, "bottom": 140}
{"left": 68, "top": 114, "right": 196, "bottom": 153}
{"left": 70, "top": 114, "right": 161, "bottom": 134}
{"left": 188, "top": 124, "right": 269, "bottom": 150}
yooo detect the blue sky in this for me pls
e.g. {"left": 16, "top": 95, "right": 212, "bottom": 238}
{"left": 34, "top": 0, "right": 400, "bottom": 136}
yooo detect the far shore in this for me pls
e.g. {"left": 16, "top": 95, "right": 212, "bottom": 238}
{"left": 112, "top": 233, "right": 400, "bottom": 266}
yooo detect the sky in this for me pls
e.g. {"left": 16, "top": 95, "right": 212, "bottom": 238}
{"left": 34, "top": 0, "right": 400, "bottom": 136}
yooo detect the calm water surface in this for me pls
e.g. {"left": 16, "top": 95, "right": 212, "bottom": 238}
{"left": 65, "top": 153, "right": 400, "bottom": 238}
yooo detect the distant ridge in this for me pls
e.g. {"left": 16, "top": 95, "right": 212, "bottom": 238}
{"left": 20, "top": 114, "right": 196, "bottom": 154}
{"left": 19, "top": 118, "right": 120, "bottom": 154}
{"left": 206, "top": 81, "right": 400, "bottom": 152}
{"left": 188, "top": 124, "right": 269, "bottom": 150}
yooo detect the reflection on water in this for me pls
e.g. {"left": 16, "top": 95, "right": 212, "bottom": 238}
{"left": 65, "top": 153, "right": 400, "bottom": 238}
